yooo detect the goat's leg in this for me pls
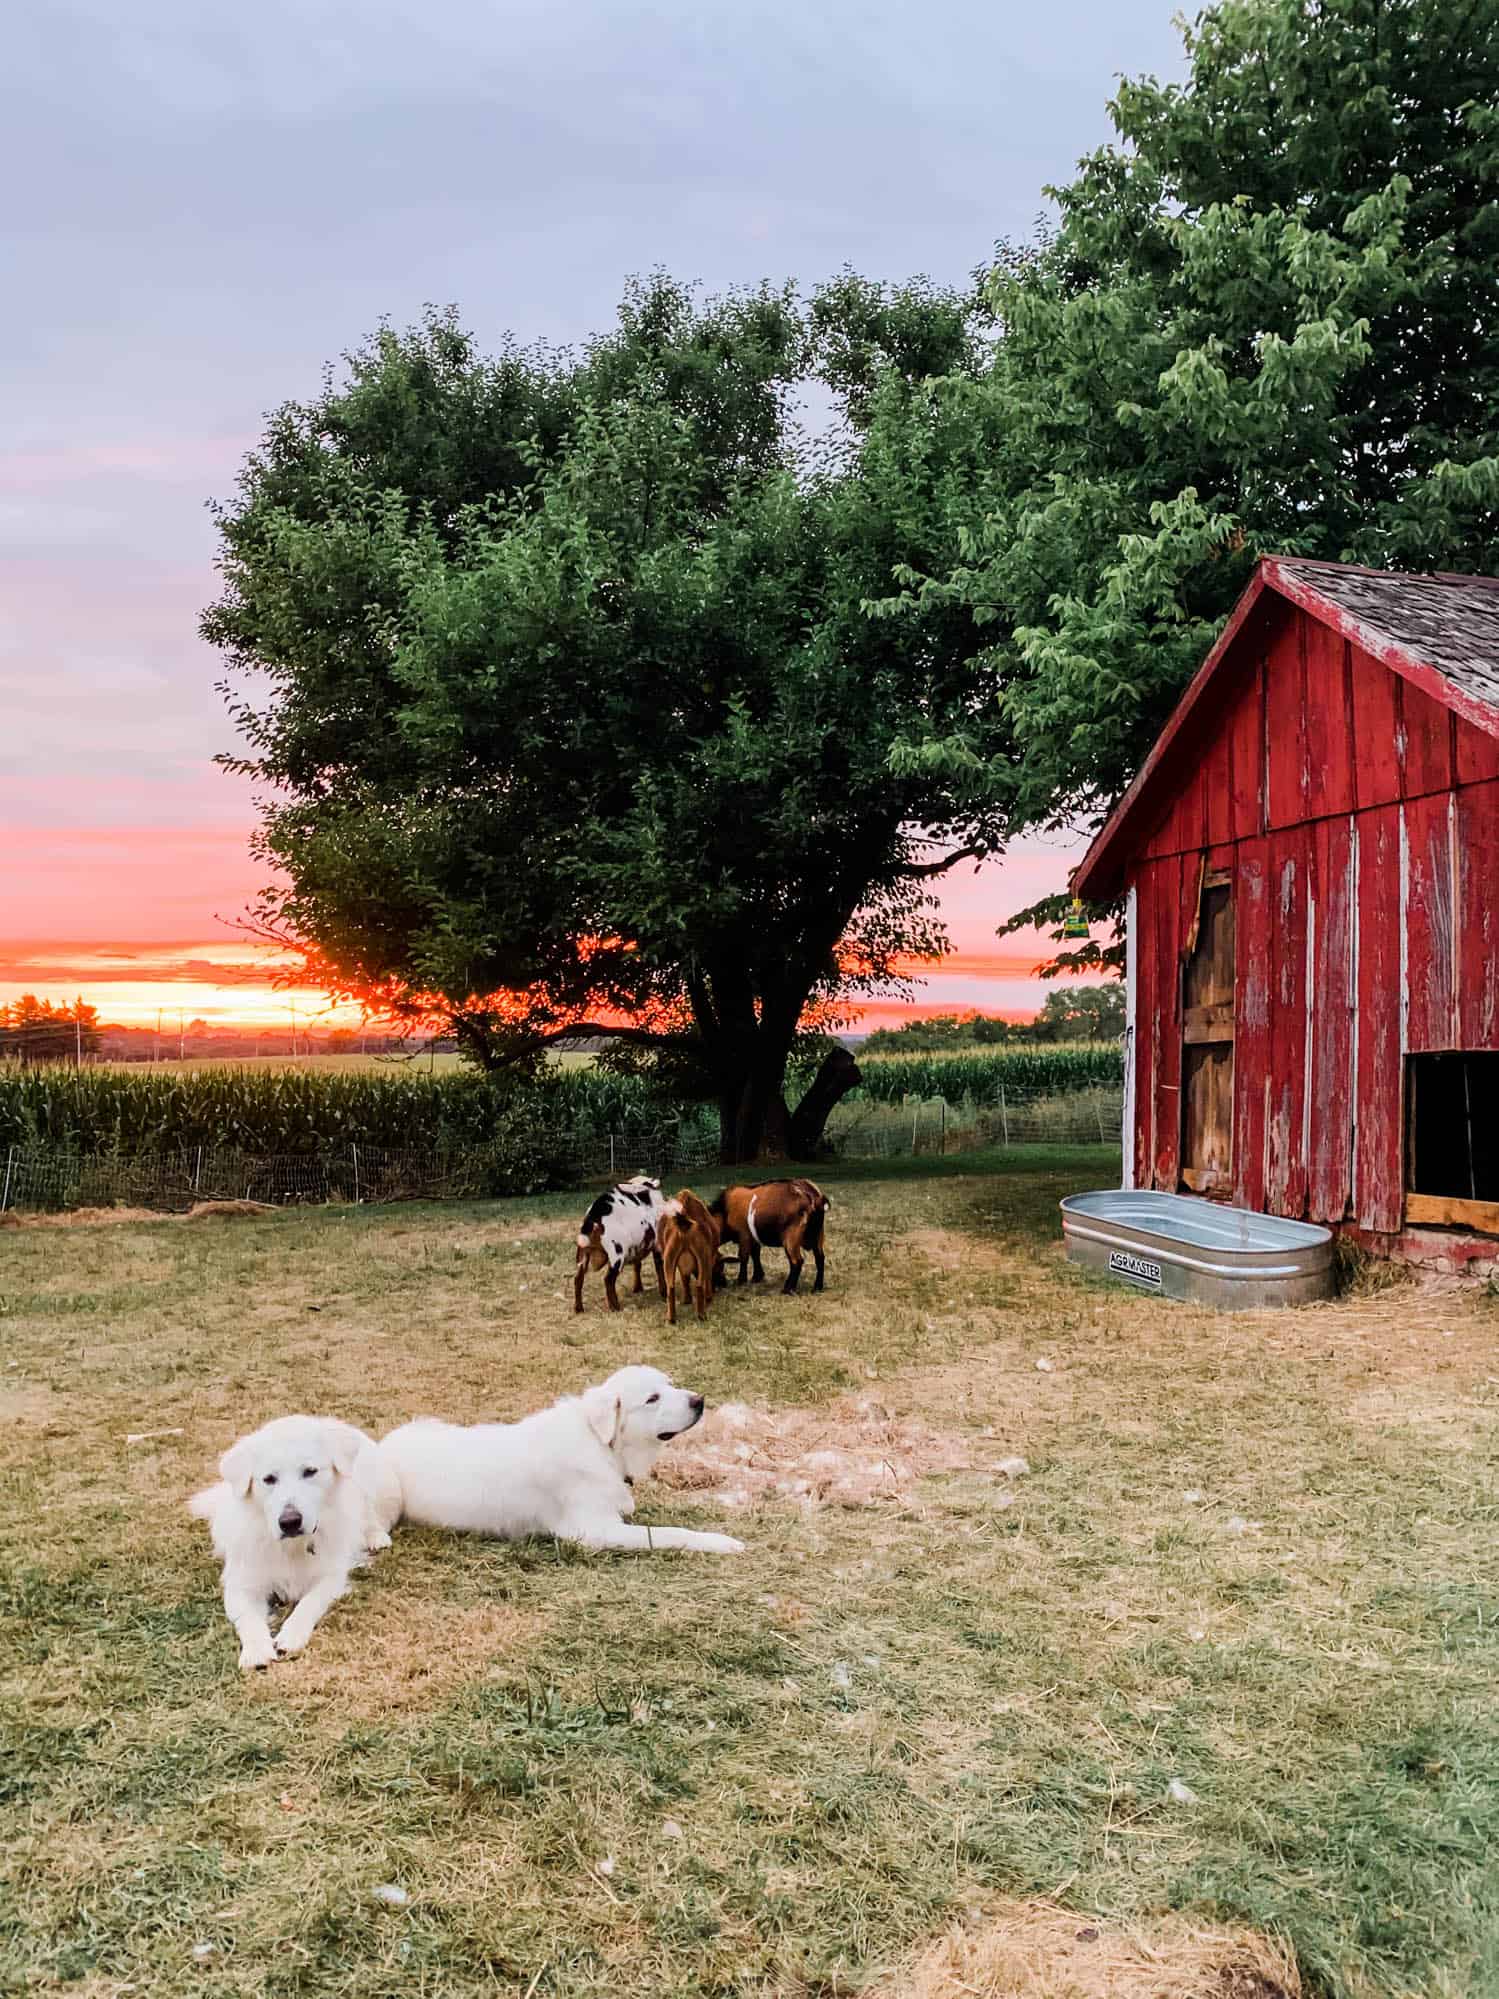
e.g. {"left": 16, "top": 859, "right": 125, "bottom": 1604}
{"left": 652, "top": 1247, "right": 667, "bottom": 1296}
{"left": 604, "top": 1262, "right": 622, "bottom": 1312}
{"left": 781, "top": 1220, "right": 806, "bottom": 1295}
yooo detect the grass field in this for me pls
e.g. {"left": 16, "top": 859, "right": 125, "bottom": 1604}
{"left": 5, "top": 1153, "right": 1499, "bottom": 1997}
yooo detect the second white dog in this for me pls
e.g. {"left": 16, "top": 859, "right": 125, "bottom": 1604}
{"left": 189, "top": 1414, "right": 402, "bottom": 1670}
{"left": 375, "top": 1364, "right": 745, "bottom": 1555}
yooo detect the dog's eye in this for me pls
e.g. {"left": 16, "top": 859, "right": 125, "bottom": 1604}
{"left": 301, "top": 1466, "right": 317, "bottom": 1479}
{"left": 645, "top": 1393, "right": 660, "bottom": 1405}
{"left": 263, "top": 1473, "right": 278, "bottom": 1487}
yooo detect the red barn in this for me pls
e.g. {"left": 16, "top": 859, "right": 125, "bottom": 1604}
{"left": 1072, "top": 557, "right": 1499, "bottom": 1270}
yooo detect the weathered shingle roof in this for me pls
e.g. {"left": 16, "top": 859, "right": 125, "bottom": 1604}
{"left": 1271, "top": 558, "right": 1499, "bottom": 716}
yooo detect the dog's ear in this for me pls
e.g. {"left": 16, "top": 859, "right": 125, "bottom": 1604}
{"left": 219, "top": 1439, "right": 258, "bottom": 1499}
{"left": 323, "top": 1421, "right": 365, "bottom": 1478}
{"left": 582, "top": 1384, "right": 623, "bottom": 1451}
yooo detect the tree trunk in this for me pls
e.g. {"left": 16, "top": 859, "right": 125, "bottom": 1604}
{"left": 716, "top": 1021, "right": 798, "bottom": 1166}
{"left": 787, "top": 1046, "right": 862, "bottom": 1158}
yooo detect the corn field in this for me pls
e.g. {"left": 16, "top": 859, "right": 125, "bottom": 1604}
{"left": 851, "top": 1043, "right": 1123, "bottom": 1106}
{"left": 0, "top": 1062, "right": 676, "bottom": 1155}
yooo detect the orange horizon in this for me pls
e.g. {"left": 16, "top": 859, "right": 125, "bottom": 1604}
{"left": 0, "top": 942, "right": 1060, "bottom": 1032}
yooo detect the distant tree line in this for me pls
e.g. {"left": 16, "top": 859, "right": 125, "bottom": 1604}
{"left": 860, "top": 984, "right": 1125, "bottom": 1054}
{"left": 0, "top": 997, "right": 102, "bottom": 1065}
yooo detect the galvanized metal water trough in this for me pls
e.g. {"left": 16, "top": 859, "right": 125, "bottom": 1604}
{"left": 1059, "top": 1189, "right": 1334, "bottom": 1309}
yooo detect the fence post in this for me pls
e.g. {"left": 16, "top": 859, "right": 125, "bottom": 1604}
{"left": 1, "top": 1146, "right": 13, "bottom": 1214}
{"left": 999, "top": 1083, "right": 1010, "bottom": 1149}
{"left": 1096, "top": 1096, "right": 1107, "bottom": 1142}
{"left": 609, "top": 1132, "right": 616, "bottom": 1178}
{"left": 193, "top": 1144, "right": 203, "bottom": 1193}
{"left": 941, "top": 1098, "right": 947, "bottom": 1155}
{"left": 912, "top": 1102, "right": 920, "bottom": 1155}
{"left": 352, "top": 1141, "right": 361, "bottom": 1204}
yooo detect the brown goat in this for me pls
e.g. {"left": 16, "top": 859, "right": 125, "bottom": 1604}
{"left": 657, "top": 1189, "right": 724, "bottom": 1325}
{"left": 709, "top": 1178, "right": 830, "bottom": 1295}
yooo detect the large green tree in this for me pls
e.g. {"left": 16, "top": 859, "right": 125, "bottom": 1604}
{"left": 205, "top": 278, "right": 1010, "bottom": 1162}
{"left": 881, "top": 0, "right": 1499, "bottom": 959}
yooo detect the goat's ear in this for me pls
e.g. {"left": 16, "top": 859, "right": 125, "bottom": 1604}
{"left": 323, "top": 1421, "right": 365, "bottom": 1478}
{"left": 219, "top": 1439, "right": 258, "bottom": 1499}
{"left": 582, "top": 1385, "right": 622, "bottom": 1451}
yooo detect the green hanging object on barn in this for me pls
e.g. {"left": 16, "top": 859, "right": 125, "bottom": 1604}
{"left": 1062, "top": 898, "right": 1089, "bottom": 939}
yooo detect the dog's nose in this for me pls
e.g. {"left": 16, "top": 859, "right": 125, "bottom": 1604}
{"left": 278, "top": 1506, "right": 304, "bottom": 1536}
{"left": 689, "top": 1394, "right": 705, "bottom": 1414}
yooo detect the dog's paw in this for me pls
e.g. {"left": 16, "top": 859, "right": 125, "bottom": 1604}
{"left": 366, "top": 1530, "right": 392, "bottom": 1552}
{"left": 702, "top": 1533, "right": 746, "bottom": 1554}
{"left": 274, "top": 1626, "right": 309, "bottom": 1659}
{"left": 238, "top": 1633, "right": 278, "bottom": 1671}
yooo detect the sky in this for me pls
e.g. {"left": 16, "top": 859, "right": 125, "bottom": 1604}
{"left": 2, "top": 0, "right": 1183, "bottom": 1031}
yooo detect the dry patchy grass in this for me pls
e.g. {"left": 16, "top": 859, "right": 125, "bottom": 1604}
{"left": 4, "top": 1153, "right": 1499, "bottom": 1997}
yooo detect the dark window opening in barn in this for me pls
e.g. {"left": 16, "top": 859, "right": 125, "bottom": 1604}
{"left": 1406, "top": 1054, "right": 1499, "bottom": 1203}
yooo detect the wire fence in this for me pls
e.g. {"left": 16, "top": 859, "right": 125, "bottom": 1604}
{"left": 0, "top": 1087, "right": 1122, "bottom": 1216}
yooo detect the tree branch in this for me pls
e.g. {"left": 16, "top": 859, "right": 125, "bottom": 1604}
{"left": 536, "top": 1021, "right": 688, "bottom": 1050}
{"left": 897, "top": 845, "right": 984, "bottom": 879}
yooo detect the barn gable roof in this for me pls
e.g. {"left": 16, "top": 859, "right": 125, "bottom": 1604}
{"left": 1072, "top": 556, "right": 1499, "bottom": 902}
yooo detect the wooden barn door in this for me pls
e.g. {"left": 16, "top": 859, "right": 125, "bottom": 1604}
{"left": 1180, "top": 869, "right": 1234, "bottom": 1195}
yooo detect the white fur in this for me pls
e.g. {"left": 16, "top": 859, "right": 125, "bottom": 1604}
{"left": 579, "top": 1176, "right": 668, "bottom": 1270}
{"left": 187, "top": 1414, "right": 402, "bottom": 1671}
{"left": 375, "top": 1365, "right": 745, "bottom": 1556}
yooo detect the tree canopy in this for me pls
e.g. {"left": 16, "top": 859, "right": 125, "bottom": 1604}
{"left": 205, "top": 276, "right": 1011, "bottom": 1160}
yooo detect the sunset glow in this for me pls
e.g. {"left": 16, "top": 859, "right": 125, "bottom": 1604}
{"left": 1, "top": 832, "right": 1082, "bottom": 1033}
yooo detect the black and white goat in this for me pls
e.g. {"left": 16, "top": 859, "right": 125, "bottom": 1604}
{"left": 573, "top": 1175, "right": 669, "bottom": 1312}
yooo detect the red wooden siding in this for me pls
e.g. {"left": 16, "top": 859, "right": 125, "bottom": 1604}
{"left": 1264, "top": 612, "right": 1307, "bottom": 832}
{"left": 1350, "top": 642, "right": 1403, "bottom": 810}
{"left": 1352, "top": 804, "right": 1403, "bottom": 1231}
{"left": 1265, "top": 827, "right": 1311, "bottom": 1216}
{"left": 1456, "top": 780, "right": 1499, "bottom": 1050}
{"left": 1131, "top": 864, "right": 1159, "bottom": 1187}
{"left": 1400, "top": 682, "right": 1454, "bottom": 799}
{"left": 1122, "top": 595, "right": 1499, "bottom": 1235}
{"left": 1232, "top": 836, "right": 1271, "bottom": 1212}
{"left": 1404, "top": 792, "right": 1456, "bottom": 1051}
{"left": 1151, "top": 854, "right": 1185, "bottom": 1190}
{"left": 1302, "top": 622, "right": 1356, "bottom": 821}
{"left": 1308, "top": 815, "right": 1355, "bottom": 1223}
{"left": 1457, "top": 722, "right": 1499, "bottom": 788}
{"left": 1227, "top": 665, "right": 1264, "bottom": 840}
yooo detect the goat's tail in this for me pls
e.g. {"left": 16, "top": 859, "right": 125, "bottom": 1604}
{"left": 804, "top": 1190, "right": 828, "bottom": 1251}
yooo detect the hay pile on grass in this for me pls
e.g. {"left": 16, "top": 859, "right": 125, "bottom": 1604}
{"left": 0, "top": 1197, "right": 275, "bottom": 1228}
{"left": 875, "top": 1900, "right": 1298, "bottom": 1998}
{"left": 656, "top": 1395, "right": 1022, "bottom": 1512}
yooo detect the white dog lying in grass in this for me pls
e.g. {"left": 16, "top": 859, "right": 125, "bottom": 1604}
{"left": 188, "top": 1415, "right": 402, "bottom": 1670}
{"left": 375, "top": 1364, "right": 745, "bottom": 1556}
